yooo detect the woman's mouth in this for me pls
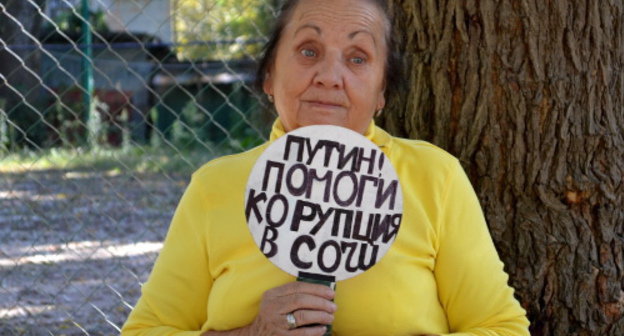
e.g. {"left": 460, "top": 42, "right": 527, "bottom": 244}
{"left": 303, "top": 100, "right": 345, "bottom": 110}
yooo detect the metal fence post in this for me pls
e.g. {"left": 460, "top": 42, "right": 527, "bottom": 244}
{"left": 81, "top": 0, "right": 94, "bottom": 146}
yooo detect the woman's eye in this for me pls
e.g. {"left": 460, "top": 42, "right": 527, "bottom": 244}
{"left": 350, "top": 56, "right": 365, "bottom": 64}
{"left": 300, "top": 49, "right": 316, "bottom": 57}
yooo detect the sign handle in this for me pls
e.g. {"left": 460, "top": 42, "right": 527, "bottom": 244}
{"left": 297, "top": 275, "right": 335, "bottom": 336}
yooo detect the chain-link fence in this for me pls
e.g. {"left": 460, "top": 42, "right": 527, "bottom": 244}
{"left": 0, "top": 0, "right": 276, "bottom": 334}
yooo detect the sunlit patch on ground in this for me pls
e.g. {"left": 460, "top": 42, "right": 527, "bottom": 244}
{"left": 0, "top": 167, "right": 188, "bottom": 334}
{"left": 0, "top": 241, "right": 163, "bottom": 268}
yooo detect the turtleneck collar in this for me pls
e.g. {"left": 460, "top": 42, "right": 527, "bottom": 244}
{"left": 268, "top": 118, "right": 392, "bottom": 148}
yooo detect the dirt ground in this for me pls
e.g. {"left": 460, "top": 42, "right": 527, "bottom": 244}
{"left": 0, "top": 167, "right": 188, "bottom": 335}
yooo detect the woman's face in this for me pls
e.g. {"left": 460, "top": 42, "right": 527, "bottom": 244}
{"left": 264, "top": 0, "right": 387, "bottom": 134}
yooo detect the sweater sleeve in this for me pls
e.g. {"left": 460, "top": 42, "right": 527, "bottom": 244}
{"left": 121, "top": 174, "right": 212, "bottom": 335}
{"left": 434, "top": 160, "right": 530, "bottom": 336}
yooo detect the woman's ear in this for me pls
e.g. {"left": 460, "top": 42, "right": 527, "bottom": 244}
{"left": 376, "top": 78, "right": 387, "bottom": 111}
{"left": 263, "top": 71, "right": 273, "bottom": 96}
{"left": 376, "top": 90, "right": 386, "bottom": 111}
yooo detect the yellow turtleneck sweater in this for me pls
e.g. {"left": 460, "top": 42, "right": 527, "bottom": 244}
{"left": 122, "top": 120, "right": 529, "bottom": 335}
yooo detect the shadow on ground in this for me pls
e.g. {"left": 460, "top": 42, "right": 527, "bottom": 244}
{"left": 0, "top": 167, "right": 188, "bottom": 335}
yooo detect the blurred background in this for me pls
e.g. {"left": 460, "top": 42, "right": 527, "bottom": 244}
{"left": 0, "top": 0, "right": 276, "bottom": 334}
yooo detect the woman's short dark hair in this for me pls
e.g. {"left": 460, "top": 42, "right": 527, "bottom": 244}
{"left": 255, "top": 0, "right": 401, "bottom": 104}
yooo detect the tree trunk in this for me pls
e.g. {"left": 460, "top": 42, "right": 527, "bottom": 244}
{"left": 381, "top": 1, "right": 624, "bottom": 335}
{"left": 0, "top": 0, "right": 46, "bottom": 148}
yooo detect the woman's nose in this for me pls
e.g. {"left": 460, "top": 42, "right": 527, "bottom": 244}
{"left": 313, "top": 53, "right": 344, "bottom": 89}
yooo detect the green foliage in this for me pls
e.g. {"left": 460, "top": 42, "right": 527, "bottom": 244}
{"left": 45, "top": 8, "right": 109, "bottom": 35}
{"left": 174, "top": 0, "right": 275, "bottom": 60}
{"left": 45, "top": 88, "right": 125, "bottom": 149}
{"left": 48, "top": 91, "right": 87, "bottom": 147}
{"left": 88, "top": 97, "right": 106, "bottom": 148}
{"left": 3, "top": 89, "right": 47, "bottom": 150}
{"left": 0, "top": 146, "right": 214, "bottom": 177}
{"left": 0, "top": 104, "right": 10, "bottom": 153}
{"left": 166, "top": 98, "right": 265, "bottom": 153}
{"left": 0, "top": 98, "right": 8, "bottom": 153}
{"left": 171, "top": 100, "right": 205, "bottom": 150}
{"left": 229, "top": 125, "right": 265, "bottom": 149}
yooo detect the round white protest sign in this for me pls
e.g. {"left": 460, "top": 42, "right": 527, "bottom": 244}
{"left": 244, "top": 125, "right": 403, "bottom": 282}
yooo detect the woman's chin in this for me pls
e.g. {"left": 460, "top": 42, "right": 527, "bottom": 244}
{"left": 298, "top": 118, "right": 348, "bottom": 130}
{"left": 297, "top": 112, "right": 349, "bottom": 129}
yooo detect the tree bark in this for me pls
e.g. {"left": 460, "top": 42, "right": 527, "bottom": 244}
{"left": 0, "top": 0, "right": 46, "bottom": 148}
{"left": 381, "top": 1, "right": 624, "bottom": 335}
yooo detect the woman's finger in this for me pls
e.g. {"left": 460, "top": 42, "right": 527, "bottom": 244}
{"left": 292, "top": 309, "right": 334, "bottom": 327}
{"left": 290, "top": 325, "right": 328, "bottom": 336}
{"left": 276, "top": 292, "right": 337, "bottom": 314}
{"left": 272, "top": 281, "right": 335, "bottom": 300}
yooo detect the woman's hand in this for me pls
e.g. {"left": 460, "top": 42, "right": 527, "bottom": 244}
{"left": 203, "top": 281, "right": 336, "bottom": 336}
{"left": 250, "top": 281, "right": 336, "bottom": 335}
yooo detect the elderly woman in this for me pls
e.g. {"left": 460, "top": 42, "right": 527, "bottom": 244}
{"left": 122, "top": 0, "right": 530, "bottom": 335}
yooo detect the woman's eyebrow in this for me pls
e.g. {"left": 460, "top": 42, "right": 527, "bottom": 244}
{"left": 293, "top": 25, "right": 377, "bottom": 47}
{"left": 294, "top": 24, "right": 321, "bottom": 37}
{"left": 349, "top": 30, "right": 377, "bottom": 47}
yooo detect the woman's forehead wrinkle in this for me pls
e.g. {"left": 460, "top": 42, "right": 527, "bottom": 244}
{"left": 294, "top": 7, "right": 382, "bottom": 33}
{"left": 294, "top": 24, "right": 321, "bottom": 37}
{"left": 288, "top": 10, "right": 384, "bottom": 49}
